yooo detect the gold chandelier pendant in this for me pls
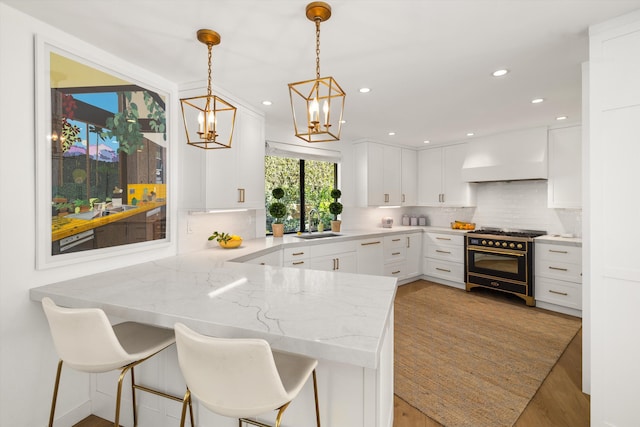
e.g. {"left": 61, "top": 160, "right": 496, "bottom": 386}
{"left": 181, "top": 29, "right": 237, "bottom": 150}
{"left": 289, "top": 2, "right": 346, "bottom": 143}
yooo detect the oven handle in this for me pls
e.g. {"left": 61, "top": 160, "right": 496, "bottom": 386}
{"left": 468, "top": 247, "right": 525, "bottom": 257}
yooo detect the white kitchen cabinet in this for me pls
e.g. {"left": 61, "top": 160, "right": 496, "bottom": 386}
{"left": 283, "top": 246, "right": 310, "bottom": 268}
{"left": 308, "top": 251, "right": 357, "bottom": 273}
{"left": 355, "top": 142, "right": 402, "bottom": 206}
{"left": 203, "top": 106, "right": 265, "bottom": 209}
{"left": 244, "top": 250, "right": 283, "bottom": 266}
{"left": 401, "top": 148, "right": 417, "bottom": 206}
{"left": 383, "top": 233, "right": 422, "bottom": 282}
{"left": 547, "top": 125, "right": 582, "bottom": 208}
{"left": 418, "top": 144, "right": 475, "bottom": 207}
{"left": 535, "top": 242, "right": 582, "bottom": 317}
{"left": 357, "top": 237, "right": 385, "bottom": 276}
{"left": 422, "top": 232, "right": 465, "bottom": 288}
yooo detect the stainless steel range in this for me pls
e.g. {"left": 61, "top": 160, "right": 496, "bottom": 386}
{"left": 465, "top": 227, "right": 546, "bottom": 306}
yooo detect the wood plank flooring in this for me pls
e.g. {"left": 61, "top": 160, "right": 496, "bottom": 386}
{"left": 73, "top": 280, "right": 589, "bottom": 427}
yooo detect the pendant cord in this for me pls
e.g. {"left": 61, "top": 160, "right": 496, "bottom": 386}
{"left": 207, "top": 43, "right": 213, "bottom": 97}
{"left": 315, "top": 19, "right": 321, "bottom": 79}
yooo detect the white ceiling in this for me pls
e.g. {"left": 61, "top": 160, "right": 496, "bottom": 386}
{"left": 5, "top": 0, "right": 640, "bottom": 147}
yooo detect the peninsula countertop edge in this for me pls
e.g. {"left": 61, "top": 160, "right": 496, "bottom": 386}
{"left": 30, "top": 249, "right": 397, "bottom": 369}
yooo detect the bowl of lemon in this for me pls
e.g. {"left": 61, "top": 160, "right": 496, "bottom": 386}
{"left": 208, "top": 231, "right": 243, "bottom": 249}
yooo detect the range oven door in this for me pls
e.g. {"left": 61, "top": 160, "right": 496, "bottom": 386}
{"left": 466, "top": 246, "right": 528, "bottom": 283}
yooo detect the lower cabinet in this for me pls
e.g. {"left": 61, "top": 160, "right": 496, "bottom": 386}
{"left": 356, "top": 237, "right": 384, "bottom": 275}
{"left": 308, "top": 241, "right": 358, "bottom": 273}
{"left": 534, "top": 242, "right": 582, "bottom": 316}
{"left": 384, "top": 233, "right": 422, "bottom": 282}
{"left": 95, "top": 209, "right": 165, "bottom": 249}
{"left": 422, "top": 232, "right": 465, "bottom": 287}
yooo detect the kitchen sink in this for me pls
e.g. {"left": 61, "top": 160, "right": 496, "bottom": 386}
{"left": 295, "top": 232, "right": 342, "bottom": 240}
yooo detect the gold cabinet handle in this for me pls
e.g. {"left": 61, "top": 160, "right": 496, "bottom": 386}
{"left": 549, "top": 289, "right": 569, "bottom": 296}
{"left": 436, "top": 267, "right": 451, "bottom": 273}
{"left": 392, "top": 252, "right": 401, "bottom": 256}
{"left": 436, "top": 237, "right": 451, "bottom": 241}
{"left": 238, "top": 188, "right": 245, "bottom": 203}
{"left": 292, "top": 252, "right": 305, "bottom": 256}
{"left": 384, "top": 193, "right": 389, "bottom": 203}
{"left": 391, "top": 270, "right": 401, "bottom": 275}
{"left": 292, "top": 261, "right": 305, "bottom": 265}
{"left": 337, "top": 258, "right": 340, "bottom": 270}
{"left": 361, "top": 241, "right": 381, "bottom": 246}
{"left": 549, "top": 249, "right": 568, "bottom": 254}
{"left": 392, "top": 238, "right": 401, "bottom": 242}
{"left": 549, "top": 266, "right": 568, "bottom": 271}
{"left": 402, "top": 194, "right": 406, "bottom": 203}
{"left": 436, "top": 249, "right": 451, "bottom": 254}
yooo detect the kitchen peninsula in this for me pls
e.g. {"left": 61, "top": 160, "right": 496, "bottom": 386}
{"left": 30, "top": 246, "right": 396, "bottom": 427}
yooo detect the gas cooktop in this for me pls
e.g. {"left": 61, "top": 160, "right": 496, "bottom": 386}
{"left": 467, "top": 227, "right": 546, "bottom": 239}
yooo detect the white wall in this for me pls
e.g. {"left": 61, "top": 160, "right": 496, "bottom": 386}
{"left": 0, "top": 5, "right": 180, "bottom": 426}
{"left": 588, "top": 9, "right": 640, "bottom": 427}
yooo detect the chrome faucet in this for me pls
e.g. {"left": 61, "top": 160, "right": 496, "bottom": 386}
{"left": 308, "top": 208, "right": 319, "bottom": 233}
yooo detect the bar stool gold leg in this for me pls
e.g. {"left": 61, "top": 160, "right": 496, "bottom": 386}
{"left": 312, "top": 369, "right": 321, "bottom": 427}
{"left": 48, "top": 360, "right": 64, "bottom": 427}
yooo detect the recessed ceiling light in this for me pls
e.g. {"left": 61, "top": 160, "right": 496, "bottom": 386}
{"left": 359, "top": 88, "right": 371, "bottom": 93}
{"left": 261, "top": 100, "right": 272, "bottom": 106}
{"left": 531, "top": 98, "right": 544, "bottom": 104}
{"left": 556, "top": 116, "right": 567, "bottom": 121}
{"left": 492, "top": 69, "right": 509, "bottom": 77}
{"left": 466, "top": 132, "right": 475, "bottom": 137}
{"left": 388, "top": 132, "right": 396, "bottom": 136}
{"left": 423, "top": 140, "right": 430, "bottom": 144}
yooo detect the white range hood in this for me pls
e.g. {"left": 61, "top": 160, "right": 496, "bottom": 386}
{"left": 461, "top": 127, "right": 548, "bottom": 182}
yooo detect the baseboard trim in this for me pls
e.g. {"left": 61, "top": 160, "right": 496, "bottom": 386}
{"left": 53, "top": 400, "right": 92, "bottom": 426}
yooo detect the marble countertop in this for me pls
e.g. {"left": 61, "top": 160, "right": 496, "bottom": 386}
{"left": 30, "top": 250, "right": 397, "bottom": 369}
{"left": 535, "top": 234, "right": 582, "bottom": 246}
{"left": 214, "top": 225, "right": 466, "bottom": 263}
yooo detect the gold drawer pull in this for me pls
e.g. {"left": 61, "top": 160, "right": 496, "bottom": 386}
{"left": 292, "top": 252, "right": 305, "bottom": 256}
{"left": 436, "top": 237, "right": 451, "bottom": 240}
{"left": 549, "top": 289, "right": 568, "bottom": 296}
{"left": 392, "top": 252, "right": 401, "bottom": 256}
{"left": 391, "top": 270, "right": 401, "bottom": 275}
{"left": 436, "top": 267, "right": 451, "bottom": 272}
{"left": 549, "top": 266, "right": 568, "bottom": 271}
{"left": 361, "top": 241, "right": 381, "bottom": 246}
{"left": 436, "top": 249, "right": 451, "bottom": 254}
{"left": 392, "top": 238, "right": 401, "bottom": 242}
{"left": 292, "top": 261, "right": 305, "bottom": 265}
{"left": 549, "top": 249, "right": 568, "bottom": 254}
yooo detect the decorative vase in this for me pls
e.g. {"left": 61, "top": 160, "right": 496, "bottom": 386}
{"left": 272, "top": 223, "right": 284, "bottom": 237}
{"left": 331, "top": 220, "right": 341, "bottom": 232}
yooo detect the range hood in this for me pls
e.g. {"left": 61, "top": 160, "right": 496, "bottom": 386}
{"left": 461, "top": 127, "right": 548, "bottom": 182}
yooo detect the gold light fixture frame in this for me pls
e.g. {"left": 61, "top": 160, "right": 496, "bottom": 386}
{"left": 181, "top": 29, "right": 237, "bottom": 149}
{"left": 289, "top": 2, "right": 346, "bottom": 143}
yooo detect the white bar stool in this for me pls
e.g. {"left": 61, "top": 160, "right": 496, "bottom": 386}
{"left": 174, "top": 322, "right": 321, "bottom": 427}
{"left": 41, "top": 297, "right": 194, "bottom": 427}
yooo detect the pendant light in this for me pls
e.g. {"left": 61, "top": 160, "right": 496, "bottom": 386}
{"left": 181, "top": 29, "right": 237, "bottom": 149}
{"left": 288, "top": 2, "right": 346, "bottom": 143}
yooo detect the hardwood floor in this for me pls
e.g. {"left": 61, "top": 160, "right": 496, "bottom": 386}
{"left": 74, "top": 281, "right": 589, "bottom": 427}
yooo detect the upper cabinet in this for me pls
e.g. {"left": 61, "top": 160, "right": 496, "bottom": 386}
{"left": 401, "top": 148, "right": 417, "bottom": 206}
{"left": 203, "top": 106, "right": 265, "bottom": 209}
{"left": 355, "top": 142, "right": 402, "bottom": 206}
{"left": 418, "top": 144, "right": 475, "bottom": 207}
{"left": 547, "top": 125, "right": 582, "bottom": 209}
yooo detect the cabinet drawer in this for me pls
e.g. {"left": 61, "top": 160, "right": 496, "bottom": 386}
{"left": 424, "top": 244, "right": 465, "bottom": 262}
{"left": 384, "top": 262, "right": 406, "bottom": 278}
{"left": 384, "top": 235, "right": 405, "bottom": 248}
{"left": 283, "top": 246, "right": 309, "bottom": 261}
{"left": 423, "top": 258, "right": 464, "bottom": 284}
{"left": 384, "top": 246, "right": 406, "bottom": 263}
{"left": 283, "top": 259, "right": 308, "bottom": 268}
{"left": 536, "top": 259, "right": 582, "bottom": 283}
{"left": 535, "top": 277, "right": 581, "bottom": 310}
{"left": 536, "top": 243, "right": 581, "bottom": 264}
{"left": 308, "top": 240, "right": 356, "bottom": 258}
{"left": 424, "top": 232, "right": 464, "bottom": 248}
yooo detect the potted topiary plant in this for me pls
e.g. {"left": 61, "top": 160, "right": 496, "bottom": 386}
{"left": 269, "top": 187, "right": 287, "bottom": 237}
{"left": 329, "top": 188, "right": 343, "bottom": 232}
